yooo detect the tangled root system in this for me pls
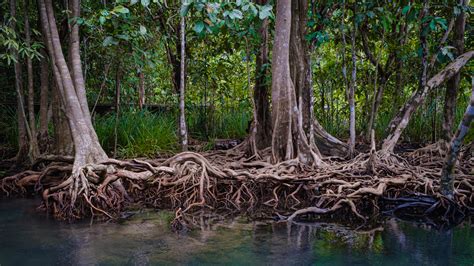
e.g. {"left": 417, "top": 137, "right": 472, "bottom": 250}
{"left": 1, "top": 147, "right": 472, "bottom": 227}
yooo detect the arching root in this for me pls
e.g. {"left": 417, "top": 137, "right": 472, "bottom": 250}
{"left": 1, "top": 150, "right": 472, "bottom": 226}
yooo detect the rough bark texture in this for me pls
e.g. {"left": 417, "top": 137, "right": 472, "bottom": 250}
{"left": 442, "top": 0, "right": 467, "bottom": 142}
{"left": 271, "top": 0, "right": 322, "bottom": 165}
{"left": 179, "top": 14, "right": 188, "bottom": 151}
{"left": 290, "top": 0, "right": 312, "bottom": 139}
{"left": 253, "top": 0, "right": 272, "bottom": 150}
{"left": 382, "top": 51, "right": 474, "bottom": 153}
{"left": 440, "top": 79, "right": 474, "bottom": 197}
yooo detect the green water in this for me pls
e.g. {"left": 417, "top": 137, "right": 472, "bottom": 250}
{"left": 0, "top": 199, "right": 472, "bottom": 265}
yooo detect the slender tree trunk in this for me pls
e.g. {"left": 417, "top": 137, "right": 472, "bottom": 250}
{"left": 348, "top": 17, "right": 357, "bottom": 156}
{"left": 271, "top": 0, "right": 322, "bottom": 165}
{"left": 138, "top": 70, "right": 145, "bottom": 110}
{"left": 114, "top": 63, "right": 121, "bottom": 157}
{"left": 382, "top": 51, "right": 474, "bottom": 153}
{"left": 253, "top": 0, "right": 272, "bottom": 150}
{"left": 24, "top": 0, "right": 40, "bottom": 159}
{"left": 179, "top": 11, "right": 188, "bottom": 151}
{"left": 440, "top": 79, "right": 474, "bottom": 198}
{"left": 39, "top": 50, "right": 50, "bottom": 153}
{"left": 10, "top": 0, "right": 29, "bottom": 165}
{"left": 442, "top": 0, "right": 467, "bottom": 143}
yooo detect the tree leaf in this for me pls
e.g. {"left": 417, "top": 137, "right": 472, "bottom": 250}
{"left": 139, "top": 25, "right": 147, "bottom": 35}
{"left": 402, "top": 5, "right": 410, "bottom": 16}
{"left": 194, "top": 21, "right": 205, "bottom": 33}
{"left": 141, "top": 0, "right": 150, "bottom": 7}
{"left": 114, "top": 5, "right": 129, "bottom": 14}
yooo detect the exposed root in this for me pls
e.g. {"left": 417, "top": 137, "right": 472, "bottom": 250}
{"left": 1, "top": 150, "right": 472, "bottom": 226}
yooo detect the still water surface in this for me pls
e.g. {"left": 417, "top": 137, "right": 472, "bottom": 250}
{"left": 0, "top": 199, "right": 472, "bottom": 265}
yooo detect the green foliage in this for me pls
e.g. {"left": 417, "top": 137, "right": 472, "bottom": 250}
{"left": 94, "top": 110, "right": 178, "bottom": 158}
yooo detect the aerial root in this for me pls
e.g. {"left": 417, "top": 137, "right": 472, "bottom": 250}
{"left": 1, "top": 150, "right": 471, "bottom": 225}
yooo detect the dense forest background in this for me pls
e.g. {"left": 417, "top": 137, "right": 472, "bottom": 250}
{"left": 1, "top": 0, "right": 472, "bottom": 160}
{"left": 0, "top": 0, "right": 473, "bottom": 222}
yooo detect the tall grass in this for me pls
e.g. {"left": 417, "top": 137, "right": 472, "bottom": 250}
{"left": 94, "top": 109, "right": 178, "bottom": 158}
{"left": 187, "top": 106, "right": 251, "bottom": 140}
{"left": 93, "top": 107, "right": 251, "bottom": 158}
{"left": 1, "top": 100, "right": 471, "bottom": 160}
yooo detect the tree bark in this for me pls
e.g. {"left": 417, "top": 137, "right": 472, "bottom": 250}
{"left": 382, "top": 51, "right": 474, "bottom": 153}
{"left": 442, "top": 0, "right": 467, "bottom": 142}
{"left": 179, "top": 11, "right": 188, "bottom": 151}
{"left": 10, "top": 0, "right": 30, "bottom": 165}
{"left": 271, "top": 0, "right": 322, "bottom": 165}
{"left": 252, "top": 0, "right": 272, "bottom": 150}
{"left": 138, "top": 70, "right": 145, "bottom": 110}
{"left": 39, "top": 0, "right": 107, "bottom": 173}
{"left": 39, "top": 49, "right": 50, "bottom": 153}
{"left": 114, "top": 63, "right": 121, "bottom": 157}
{"left": 24, "top": 0, "right": 40, "bottom": 159}
{"left": 51, "top": 81, "right": 73, "bottom": 155}
{"left": 348, "top": 16, "right": 357, "bottom": 157}
{"left": 440, "top": 79, "right": 474, "bottom": 198}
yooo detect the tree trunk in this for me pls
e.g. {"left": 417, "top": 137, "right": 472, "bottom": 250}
{"left": 382, "top": 51, "right": 474, "bottom": 153}
{"left": 51, "top": 81, "right": 73, "bottom": 155}
{"left": 442, "top": 0, "right": 467, "bottom": 143}
{"left": 290, "top": 0, "right": 312, "bottom": 140}
{"left": 114, "top": 63, "right": 121, "bottom": 157}
{"left": 24, "top": 0, "right": 40, "bottom": 159}
{"left": 252, "top": 0, "right": 272, "bottom": 150}
{"left": 39, "top": 0, "right": 107, "bottom": 174}
{"left": 9, "top": 0, "right": 29, "bottom": 165}
{"left": 271, "top": 0, "right": 322, "bottom": 165}
{"left": 138, "top": 70, "right": 145, "bottom": 110}
{"left": 179, "top": 12, "right": 188, "bottom": 151}
{"left": 39, "top": 49, "right": 50, "bottom": 153}
{"left": 440, "top": 79, "right": 474, "bottom": 198}
{"left": 348, "top": 17, "right": 357, "bottom": 157}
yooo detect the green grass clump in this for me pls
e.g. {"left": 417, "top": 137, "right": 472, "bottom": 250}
{"left": 94, "top": 109, "right": 178, "bottom": 158}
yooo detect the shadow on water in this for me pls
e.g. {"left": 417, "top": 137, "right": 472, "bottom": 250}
{"left": 0, "top": 199, "right": 472, "bottom": 265}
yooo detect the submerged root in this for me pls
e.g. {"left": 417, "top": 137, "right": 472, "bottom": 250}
{"left": 1, "top": 150, "right": 472, "bottom": 226}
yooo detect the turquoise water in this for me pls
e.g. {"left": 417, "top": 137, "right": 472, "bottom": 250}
{"left": 0, "top": 199, "right": 472, "bottom": 265}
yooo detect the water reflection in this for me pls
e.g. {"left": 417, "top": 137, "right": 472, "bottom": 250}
{"left": 0, "top": 199, "right": 472, "bottom": 265}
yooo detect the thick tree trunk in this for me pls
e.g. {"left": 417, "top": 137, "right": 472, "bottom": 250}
{"left": 39, "top": 0, "right": 107, "bottom": 172}
{"left": 24, "top": 1, "right": 40, "bottom": 159}
{"left": 51, "top": 81, "right": 73, "bottom": 155}
{"left": 382, "top": 51, "right": 474, "bottom": 153}
{"left": 179, "top": 12, "right": 188, "bottom": 151}
{"left": 348, "top": 19, "right": 357, "bottom": 157}
{"left": 271, "top": 0, "right": 322, "bottom": 165}
{"left": 442, "top": 0, "right": 467, "bottom": 142}
{"left": 290, "top": 0, "right": 312, "bottom": 139}
{"left": 253, "top": 0, "right": 272, "bottom": 150}
{"left": 440, "top": 79, "right": 474, "bottom": 198}
{"left": 39, "top": 50, "right": 50, "bottom": 153}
